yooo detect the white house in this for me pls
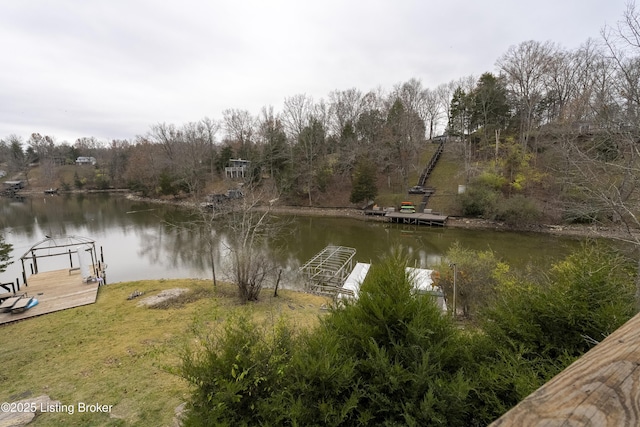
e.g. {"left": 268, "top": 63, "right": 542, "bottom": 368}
{"left": 76, "top": 156, "right": 96, "bottom": 166}
{"left": 224, "top": 159, "right": 250, "bottom": 179}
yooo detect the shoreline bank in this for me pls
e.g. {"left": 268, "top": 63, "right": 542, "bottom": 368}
{"left": 123, "top": 193, "right": 635, "bottom": 242}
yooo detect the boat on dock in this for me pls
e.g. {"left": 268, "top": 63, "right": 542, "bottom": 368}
{"left": 400, "top": 201, "right": 416, "bottom": 214}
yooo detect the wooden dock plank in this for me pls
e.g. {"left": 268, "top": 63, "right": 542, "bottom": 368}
{"left": 0, "top": 268, "right": 100, "bottom": 325}
{"left": 490, "top": 312, "right": 640, "bottom": 426}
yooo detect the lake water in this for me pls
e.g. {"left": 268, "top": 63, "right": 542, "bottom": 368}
{"left": 0, "top": 193, "right": 584, "bottom": 288}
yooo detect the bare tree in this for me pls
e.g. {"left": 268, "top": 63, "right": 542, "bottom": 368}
{"left": 497, "top": 40, "right": 557, "bottom": 150}
{"left": 328, "top": 88, "right": 364, "bottom": 137}
{"left": 281, "top": 94, "right": 314, "bottom": 141}
{"left": 178, "top": 120, "right": 218, "bottom": 198}
{"left": 436, "top": 81, "right": 458, "bottom": 134}
{"left": 4, "top": 134, "right": 36, "bottom": 183}
{"left": 123, "top": 138, "right": 166, "bottom": 196}
{"left": 105, "top": 139, "right": 131, "bottom": 187}
{"left": 222, "top": 187, "right": 282, "bottom": 302}
{"left": 543, "top": 47, "right": 581, "bottom": 123}
{"left": 147, "top": 122, "right": 181, "bottom": 172}
{"left": 296, "top": 117, "right": 326, "bottom": 206}
{"left": 422, "top": 87, "right": 442, "bottom": 140}
{"left": 556, "top": 2, "right": 640, "bottom": 308}
{"left": 223, "top": 109, "right": 255, "bottom": 159}
{"left": 565, "top": 39, "right": 611, "bottom": 123}
{"left": 257, "top": 106, "right": 289, "bottom": 186}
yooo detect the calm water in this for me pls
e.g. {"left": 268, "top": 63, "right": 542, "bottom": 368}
{"left": 0, "top": 194, "right": 584, "bottom": 288}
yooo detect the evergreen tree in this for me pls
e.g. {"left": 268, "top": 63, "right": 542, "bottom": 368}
{"left": 350, "top": 157, "right": 378, "bottom": 204}
{"left": 215, "top": 145, "right": 234, "bottom": 174}
{"left": 470, "top": 73, "right": 511, "bottom": 141}
{"left": 283, "top": 250, "right": 473, "bottom": 425}
{"left": 448, "top": 87, "right": 472, "bottom": 137}
{"left": 0, "top": 233, "right": 13, "bottom": 274}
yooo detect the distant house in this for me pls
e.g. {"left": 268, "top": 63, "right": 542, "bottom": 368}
{"left": 224, "top": 159, "right": 250, "bottom": 179}
{"left": 76, "top": 156, "right": 96, "bottom": 166}
{"left": 3, "top": 180, "right": 24, "bottom": 192}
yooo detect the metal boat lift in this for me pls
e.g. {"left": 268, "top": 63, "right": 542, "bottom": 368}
{"left": 300, "top": 245, "right": 356, "bottom": 296}
{"left": 19, "top": 235, "right": 106, "bottom": 287}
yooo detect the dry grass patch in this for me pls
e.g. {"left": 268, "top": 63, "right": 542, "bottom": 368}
{"left": 0, "top": 279, "right": 330, "bottom": 426}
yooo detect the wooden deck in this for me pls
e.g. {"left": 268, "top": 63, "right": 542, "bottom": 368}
{"left": 490, "top": 311, "right": 640, "bottom": 426}
{"left": 0, "top": 268, "right": 100, "bottom": 325}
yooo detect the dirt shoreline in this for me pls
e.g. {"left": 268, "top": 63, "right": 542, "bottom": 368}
{"left": 122, "top": 193, "right": 635, "bottom": 242}
{"left": 122, "top": 194, "right": 640, "bottom": 241}
{"left": 264, "top": 205, "right": 637, "bottom": 241}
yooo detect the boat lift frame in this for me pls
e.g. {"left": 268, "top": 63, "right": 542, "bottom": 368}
{"left": 300, "top": 245, "right": 356, "bottom": 295}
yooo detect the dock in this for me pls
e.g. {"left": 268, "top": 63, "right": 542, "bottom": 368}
{"left": 384, "top": 211, "right": 448, "bottom": 226}
{"left": 0, "top": 268, "right": 100, "bottom": 325}
{"left": 365, "top": 209, "right": 448, "bottom": 226}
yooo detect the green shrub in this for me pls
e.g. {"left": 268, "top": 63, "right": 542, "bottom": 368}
{"left": 74, "top": 171, "right": 85, "bottom": 189}
{"left": 179, "top": 243, "right": 638, "bottom": 426}
{"left": 436, "top": 242, "right": 505, "bottom": 319}
{"left": 180, "top": 314, "right": 294, "bottom": 426}
{"left": 469, "top": 241, "right": 638, "bottom": 423}
{"left": 458, "top": 184, "right": 499, "bottom": 217}
{"left": 288, "top": 250, "right": 474, "bottom": 426}
{"left": 482, "top": 241, "right": 636, "bottom": 360}
{"left": 94, "top": 172, "right": 110, "bottom": 190}
{"left": 158, "top": 172, "right": 177, "bottom": 196}
{"left": 494, "top": 195, "right": 540, "bottom": 225}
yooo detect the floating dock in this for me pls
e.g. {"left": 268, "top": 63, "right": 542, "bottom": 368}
{"left": 0, "top": 268, "right": 100, "bottom": 325}
{"left": 0, "top": 235, "right": 106, "bottom": 325}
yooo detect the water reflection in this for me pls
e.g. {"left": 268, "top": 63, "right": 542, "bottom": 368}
{"left": 0, "top": 194, "right": 584, "bottom": 287}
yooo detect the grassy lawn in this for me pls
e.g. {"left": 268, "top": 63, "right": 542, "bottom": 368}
{"left": 374, "top": 142, "right": 464, "bottom": 215}
{"left": 0, "top": 280, "right": 331, "bottom": 426}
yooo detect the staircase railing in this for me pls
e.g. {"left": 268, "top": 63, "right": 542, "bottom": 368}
{"left": 417, "top": 141, "right": 444, "bottom": 187}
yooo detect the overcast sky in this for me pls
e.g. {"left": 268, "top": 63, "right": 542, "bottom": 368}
{"left": 0, "top": 0, "right": 630, "bottom": 144}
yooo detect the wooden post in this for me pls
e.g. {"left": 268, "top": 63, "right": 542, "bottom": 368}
{"left": 273, "top": 269, "right": 283, "bottom": 297}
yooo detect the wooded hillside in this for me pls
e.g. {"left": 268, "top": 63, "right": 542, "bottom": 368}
{"left": 2, "top": 4, "right": 640, "bottom": 231}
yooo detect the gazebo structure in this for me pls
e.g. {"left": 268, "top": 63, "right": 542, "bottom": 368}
{"left": 300, "top": 245, "right": 356, "bottom": 296}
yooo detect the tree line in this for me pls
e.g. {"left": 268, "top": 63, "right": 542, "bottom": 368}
{"left": 1, "top": 3, "right": 639, "bottom": 212}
